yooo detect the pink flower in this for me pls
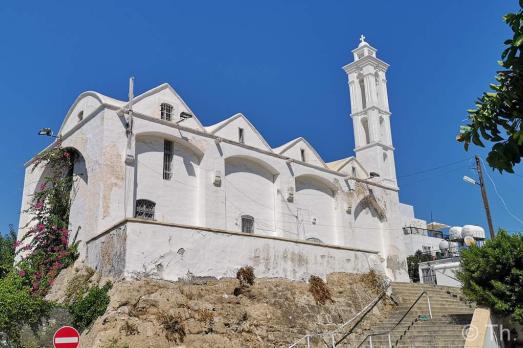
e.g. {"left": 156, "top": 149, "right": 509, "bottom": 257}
{"left": 64, "top": 152, "right": 71, "bottom": 159}
{"left": 37, "top": 224, "right": 45, "bottom": 231}
{"left": 34, "top": 201, "right": 44, "bottom": 210}
{"left": 18, "top": 270, "right": 26, "bottom": 277}
{"left": 39, "top": 182, "right": 47, "bottom": 190}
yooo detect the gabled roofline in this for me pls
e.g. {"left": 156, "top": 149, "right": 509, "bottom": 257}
{"left": 128, "top": 83, "right": 205, "bottom": 131}
{"left": 273, "top": 137, "right": 327, "bottom": 169}
{"left": 326, "top": 156, "right": 369, "bottom": 177}
{"left": 205, "top": 113, "right": 273, "bottom": 152}
{"left": 57, "top": 91, "right": 124, "bottom": 136}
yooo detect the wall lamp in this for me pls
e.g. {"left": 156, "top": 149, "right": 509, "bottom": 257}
{"left": 38, "top": 128, "right": 59, "bottom": 138}
{"left": 177, "top": 112, "right": 193, "bottom": 124}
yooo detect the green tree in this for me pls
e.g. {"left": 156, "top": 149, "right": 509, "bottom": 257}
{"left": 0, "top": 226, "right": 17, "bottom": 279}
{"left": 407, "top": 250, "right": 433, "bottom": 283}
{"left": 457, "top": 2, "right": 523, "bottom": 172}
{"left": 457, "top": 230, "right": 523, "bottom": 323}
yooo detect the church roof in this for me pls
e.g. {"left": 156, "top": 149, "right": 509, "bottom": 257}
{"left": 205, "top": 113, "right": 273, "bottom": 151}
{"left": 273, "top": 137, "right": 327, "bottom": 168}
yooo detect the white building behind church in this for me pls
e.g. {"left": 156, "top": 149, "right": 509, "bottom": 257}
{"left": 18, "top": 38, "right": 414, "bottom": 282}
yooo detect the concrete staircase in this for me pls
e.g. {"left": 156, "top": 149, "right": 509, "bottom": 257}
{"left": 356, "top": 282, "right": 475, "bottom": 347}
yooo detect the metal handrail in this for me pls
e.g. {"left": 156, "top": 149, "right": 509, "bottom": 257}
{"left": 356, "top": 290, "right": 432, "bottom": 348}
{"left": 288, "top": 286, "right": 390, "bottom": 348}
{"left": 334, "top": 290, "right": 389, "bottom": 345}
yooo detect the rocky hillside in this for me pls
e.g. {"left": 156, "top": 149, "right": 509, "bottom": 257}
{"left": 43, "top": 263, "right": 393, "bottom": 348}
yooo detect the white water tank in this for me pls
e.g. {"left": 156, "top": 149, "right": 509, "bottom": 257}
{"left": 449, "top": 226, "right": 462, "bottom": 241}
{"left": 462, "top": 225, "right": 485, "bottom": 239}
{"left": 439, "top": 240, "right": 450, "bottom": 251}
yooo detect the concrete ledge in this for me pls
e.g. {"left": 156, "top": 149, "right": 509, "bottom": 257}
{"left": 86, "top": 219, "right": 385, "bottom": 281}
{"left": 87, "top": 218, "right": 380, "bottom": 255}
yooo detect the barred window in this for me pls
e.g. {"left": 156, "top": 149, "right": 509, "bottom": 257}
{"left": 161, "top": 103, "right": 173, "bottom": 121}
{"left": 238, "top": 128, "right": 244, "bottom": 144}
{"left": 135, "top": 199, "right": 155, "bottom": 220}
{"left": 163, "top": 140, "right": 173, "bottom": 180}
{"left": 241, "top": 215, "right": 254, "bottom": 233}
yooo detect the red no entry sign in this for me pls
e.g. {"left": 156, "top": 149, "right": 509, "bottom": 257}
{"left": 53, "top": 326, "right": 80, "bottom": 348}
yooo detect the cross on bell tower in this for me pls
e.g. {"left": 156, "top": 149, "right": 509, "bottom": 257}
{"left": 343, "top": 36, "right": 397, "bottom": 185}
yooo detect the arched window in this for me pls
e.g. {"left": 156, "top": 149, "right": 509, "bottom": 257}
{"left": 160, "top": 103, "right": 173, "bottom": 121}
{"left": 361, "top": 117, "right": 370, "bottom": 145}
{"left": 135, "top": 199, "right": 155, "bottom": 220}
{"left": 359, "top": 78, "right": 367, "bottom": 109}
{"left": 241, "top": 215, "right": 254, "bottom": 233}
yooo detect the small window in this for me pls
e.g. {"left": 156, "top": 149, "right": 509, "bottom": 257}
{"left": 351, "top": 166, "right": 357, "bottom": 177}
{"left": 135, "top": 199, "right": 155, "bottom": 220}
{"left": 300, "top": 148, "right": 306, "bottom": 162}
{"left": 241, "top": 215, "right": 254, "bottom": 233}
{"left": 161, "top": 103, "right": 173, "bottom": 121}
{"left": 77, "top": 111, "right": 84, "bottom": 122}
{"left": 163, "top": 140, "right": 173, "bottom": 180}
{"left": 238, "top": 128, "right": 244, "bottom": 144}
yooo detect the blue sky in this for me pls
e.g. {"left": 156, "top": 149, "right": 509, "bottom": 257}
{"left": 0, "top": 1, "right": 522, "bottom": 234}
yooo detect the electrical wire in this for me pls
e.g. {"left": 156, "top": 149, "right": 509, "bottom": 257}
{"left": 397, "top": 157, "right": 472, "bottom": 179}
{"left": 479, "top": 157, "right": 523, "bottom": 227}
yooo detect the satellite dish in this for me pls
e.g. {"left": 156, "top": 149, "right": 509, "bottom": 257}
{"left": 464, "top": 236, "right": 476, "bottom": 247}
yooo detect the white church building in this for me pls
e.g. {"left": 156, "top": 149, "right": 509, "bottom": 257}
{"left": 18, "top": 38, "right": 413, "bottom": 282}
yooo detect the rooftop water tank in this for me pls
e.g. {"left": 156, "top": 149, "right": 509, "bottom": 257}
{"left": 462, "top": 225, "right": 485, "bottom": 239}
{"left": 449, "top": 226, "right": 462, "bottom": 241}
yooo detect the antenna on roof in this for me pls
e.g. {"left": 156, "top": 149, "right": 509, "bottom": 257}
{"left": 128, "top": 76, "right": 135, "bottom": 112}
{"left": 126, "top": 76, "right": 135, "bottom": 136}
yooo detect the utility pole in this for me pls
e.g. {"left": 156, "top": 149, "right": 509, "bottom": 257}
{"left": 475, "top": 155, "right": 496, "bottom": 239}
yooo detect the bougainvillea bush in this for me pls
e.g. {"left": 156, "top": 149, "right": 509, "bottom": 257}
{"left": 16, "top": 143, "right": 79, "bottom": 295}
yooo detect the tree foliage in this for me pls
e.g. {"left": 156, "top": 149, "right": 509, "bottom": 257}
{"left": 407, "top": 250, "right": 433, "bottom": 283}
{"left": 457, "top": 230, "right": 523, "bottom": 323}
{"left": 0, "top": 226, "right": 17, "bottom": 279}
{"left": 457, "top": 2, "right": 523, "bottom": 172}
{"left": 68, "top": 282, "right": 112, "bottom": 332}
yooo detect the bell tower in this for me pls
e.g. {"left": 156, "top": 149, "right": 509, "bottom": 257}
{"left": 343, "top": 35, "right": 397, "bottom": 185}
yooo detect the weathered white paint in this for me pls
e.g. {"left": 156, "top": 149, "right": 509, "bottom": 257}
{"left": 18, "top": 39, "right": 412, "bottom": 281}
{"left": 87, "top": 220, "right": 384, "bottom": 281}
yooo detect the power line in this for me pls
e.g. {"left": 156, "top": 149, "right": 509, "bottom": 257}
{"left": 397, "top": 158, "right": 472, "bottom": 179}
{"left": 479, "top": 157, "right": 523, "bottom": 227}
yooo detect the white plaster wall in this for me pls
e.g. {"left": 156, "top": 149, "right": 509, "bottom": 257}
{"left": 213, "top": 117, "right": 270, "bottom": 150}
{"left": 295, "top": 175, "right": 336, "bottom": 244}
{"left": 224, "top": 156, "right": 276, "bottom": 234}
{"left": 132, "top": 86, "right": 203, "bottom": 131}
{"left": 280, "top": 139, "right": 325, "bottom": 167}
{"left": 135, "top": 135, "right": 200, "bottom": 225}
{"left": 403, "top": 234, "right": 444, "bottom": 256}
{"left": 60, "top": 95, "right": 102, "bottom": 135}
{"left": 123, "top": 221, "right": 384, "bottom": 281}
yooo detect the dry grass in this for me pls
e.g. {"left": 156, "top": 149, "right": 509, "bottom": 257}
{"left": 308, "top": 275, "right": 333, "bottom": 305}
{"left": 360, "top": 270, "right": 388, "bottom": 294}
{"left": 159, "top": 312, "right": 186, "bottom": 343}
{"left": 120, "top": 321, "right": 139, "bottom": 336}
{"left": 197, "top": 308, "right": 215, "bottom": 323}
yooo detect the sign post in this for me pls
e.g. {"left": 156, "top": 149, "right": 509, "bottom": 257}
{"left": 53, "top": 326, "right": 80, "bottom": 348}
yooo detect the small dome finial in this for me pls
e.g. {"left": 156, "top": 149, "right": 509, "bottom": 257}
{"left": 358, "top": 34, "right": 367, "bottom": 47}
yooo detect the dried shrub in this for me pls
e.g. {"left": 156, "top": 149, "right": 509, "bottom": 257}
{"left": 236, "top": 266, "right": 255, "bottom": 287}
{"left": 233, "top": 266, "right": 255, "bottom": 296}
{"left": 197, "top": 308, "right": 214, "bottom": 323}
{"left": 308, "top": 275, "right": 333, "bottom": 305}
{"left": 120, "top": 321, "right": 139, "bottom": 336}
{"left": 159, "top": 313, "right": 185, "bottom": 343}
{"left": 360, "top": 270, "right": 388, "bottom": 293}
